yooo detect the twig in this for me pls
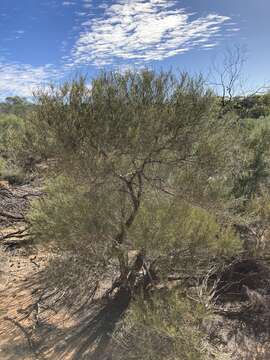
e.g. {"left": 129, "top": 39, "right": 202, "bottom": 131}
{"left": 0, "top": 210, "right": 24, "bottom": 220}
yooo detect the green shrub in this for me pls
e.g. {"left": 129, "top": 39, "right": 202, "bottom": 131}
{"left": 112, "top": 291, "right": 207, "bottom": 360}
{"left": 28, "top": 175, "right": 113, "bottom": 259}
{"left": 134, "top": 198, "right": 240, "bottom": 254}
{"left": 0, "top": 114, "right": 24, "bottom": 155}
{"left": 232, "top": 117, "right": 270, "bottom": 201}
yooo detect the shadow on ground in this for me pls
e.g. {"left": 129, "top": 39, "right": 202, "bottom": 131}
{"left": 2, "top": 286, "right": 130, "bottom": 360}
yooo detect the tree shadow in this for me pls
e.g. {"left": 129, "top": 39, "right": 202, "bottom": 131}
{"left": 2, "top": 288, "right": 130, "bottom": 360}
{"left": 1, "top": 253, "right": 132, "bottom": 360}
{"left": 56, "top": 288, "right": 130, "bottom": 360}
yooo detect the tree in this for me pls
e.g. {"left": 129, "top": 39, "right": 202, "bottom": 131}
{"left": 0, "top": 96, "right": 32, "bottom": 117}
{"left": 210, "top": 45, "right": 247, "bottom": 109}
{"left": 28, "top": 70, "right": 241, "bottom": 304}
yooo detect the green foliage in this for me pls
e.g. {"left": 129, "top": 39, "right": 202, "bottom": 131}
{"left": 130, "top": 197, "right": 241, "bottom": 258}
{"left": 233, "top": 94, "right": 270, "bottom": 119}
{"left": 0, "top": 98, "right": 41, "bottom": 173}
{"left": 0, "top": 113, "right": 30, "bottom": 183}
{"left": 29, "top": 176, "right": 113, "bottom": 261}
{"left": 0, "top": 114, "right": 24, "bottom": 156}
{"left": 250, "top": 193, "right": 270, "bottom": 223}
{"left": 0, "top": 96, "right": 33, "bottom": 117}
{"left": 112, "top": 291, "right": 207, "bottom": 360}
{"left": 26, "top": 71, "right": 216, "bottom": 166}
{"left": 26, "top": 71, "right": 241, "bottom": 277}
{"left": 28, "top": 176, "right": 109, "bottom": 250}
{"left": 232, "top": 117, "right": 270, "bottom": 201}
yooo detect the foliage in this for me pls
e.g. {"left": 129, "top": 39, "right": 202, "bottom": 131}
{"left": 233, "top": 94, "right": 270, "bottom": 119}
{"left": 232, "top": 116, "right": 270, "bottom": 201}
{"left": 0, "top": 114, "right": 24, "bottom": 156}
{"left": 26, "top": 71, "right": 242, "bottom": 282}
{"left": 130, "top": 197, "right": 241, "bottom": 278}
{"left": 0, "top": 96, "right": 33, "bottom": 117}
{"left": 29, "top": 175, "right": 112, "bottom": 261}
{"left": 112, "top": 290, "right": 207, "bottom": 360}
{"left": 0, "top": 113, "right": 30, "bottom": 183}
{"left": 0, "top": 96, "right": 40, "bottom": 175}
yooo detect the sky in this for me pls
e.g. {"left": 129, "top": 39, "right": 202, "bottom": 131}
{"left": 0, "top": 0, "right": 269, "bottom": 98}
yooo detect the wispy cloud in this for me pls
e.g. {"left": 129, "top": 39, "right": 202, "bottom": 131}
{"left": 70, "top": 0, "right": 232, "bottom": 67}
{"left": 83, "top": 0, "right": 92, "bottom": 9}
{"left": 62, "top": 1, "right": 76, "bottom": 7}
{"left": 0, "top": 61, "right": 62, "bottom": 98}
{"left": 0, "top": 0, "right": 238, "bottom": 97}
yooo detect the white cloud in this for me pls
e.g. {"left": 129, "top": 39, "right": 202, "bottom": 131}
{"left": 62, "top": 1, "right": 76, "bottom": 6}
{"left": 71, "top": 0, "right": 232, "bottom": 67}
{"left": 76, "top": 12, "right": 87, "bottom": 17}
{"left": 0, "top": 0, "right": 237, "bottom": 97}
{"left": 83, "top": 0, "right": 92, "bottom": 9}
{"left": 0, "top": 62, "right": 62, "bottom": 98}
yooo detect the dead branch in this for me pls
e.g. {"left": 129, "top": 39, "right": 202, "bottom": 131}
{"left": 0, "top": 210, "right": 24, "bottom": 220}
{"left": 0, "top": 227, "right": 29, "bottom": 241}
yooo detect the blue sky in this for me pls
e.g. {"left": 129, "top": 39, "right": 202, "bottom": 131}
{"left": 0, "top": 0, "right": 269, "bottom": 98}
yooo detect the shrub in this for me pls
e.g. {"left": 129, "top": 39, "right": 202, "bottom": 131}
{"left": 112, "top": 290, "right": 207, "bottom": 360}
{"left": 0, "top": 114, "right": 24, "bottom": 156}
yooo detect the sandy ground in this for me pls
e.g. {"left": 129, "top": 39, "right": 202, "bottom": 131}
{"left": 0, "top": 181, "right": 119, "bottom": 360}
{"left": 0, "top": 181, "right": 78, "bottom": 360}
{"left": 0, "top": 248, "right": 48, "bottom": 360}
{"left": 0, "top": 243, "right": 109, "bottom": 360}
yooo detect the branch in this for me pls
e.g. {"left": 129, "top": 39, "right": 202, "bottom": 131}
{"left": 0, "top": 227, "right": 30, "bottom": 242}
{"left": 0, "top": 210, "right": 24, "bottom": 220}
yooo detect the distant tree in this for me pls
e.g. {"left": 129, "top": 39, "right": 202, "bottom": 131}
{"left": 0, "top": 96, "right": 33, "bottom": 117}
{"left": 233, "top": 94, "right": 270, "bottom": 119}
{"left": 210, "top": 45, "right": 247, "bottom": 110}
